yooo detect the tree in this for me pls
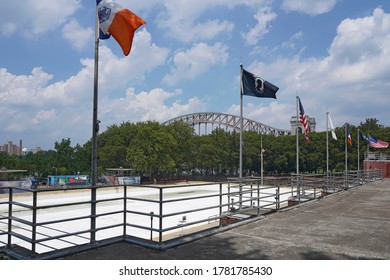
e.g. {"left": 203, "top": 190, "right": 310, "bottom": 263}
{"left": 359, "top": 118, "right": 383, "bottom": 132}
{"left": 3, "top": 117, "right": 388, "bottom": 181}
{"left": 166, "top": 121, "right": 196, "bottom": 174}
{"left": 227, "top": 131, "right": 239, "bottom": 175}
{"left": 242, "top": 131, "right": 261, "bottom": 176}
{"left": 126, "top": 121, "right": 176, "bottom": 179}
{"left": 210, "top": 128, "right": 231, "bottom": 175}
{"left": 54, "top": 138, "right": 75, "bottom": 174}
{"left": 0, "top": 152, "right": 16, "bottom": 169}
{"left": 195, "top": 136, "right": 219, "bottom": 175}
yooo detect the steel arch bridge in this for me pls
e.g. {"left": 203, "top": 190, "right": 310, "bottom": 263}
{"left": 162, "top": 112, "right": 290, "bottom": 136}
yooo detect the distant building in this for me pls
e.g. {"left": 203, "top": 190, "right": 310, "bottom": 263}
{"left": 290, "top": 116, "right": 316, "bottom": 135}
{"left": 0, "top": 140, "right": 23, "bottom": 156}
{"left": 31, "top": 147, "right": 44, "bottom": 154}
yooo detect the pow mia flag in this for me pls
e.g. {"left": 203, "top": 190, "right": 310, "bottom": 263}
{"left": 241, "top": 68, "right": 278, "bottom": 99}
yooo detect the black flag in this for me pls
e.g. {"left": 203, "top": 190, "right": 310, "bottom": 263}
{"left": 241, "top": 68, "right": 278, "bottom": 99}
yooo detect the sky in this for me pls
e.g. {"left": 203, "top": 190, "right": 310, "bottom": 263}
{"left": 1, "top": 0, "right": 390, "bottom": 151}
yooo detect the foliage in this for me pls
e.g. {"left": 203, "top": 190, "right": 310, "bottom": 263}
{"left": 2, "top": 118, "right": 390, "bottom": 180}
{"left": 126, "top": 121, "right": 176, "bottom": 179}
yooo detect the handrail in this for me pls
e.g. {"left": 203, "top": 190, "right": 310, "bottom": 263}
{"left": 0, "top": 169, "right": 384, "bottom": 259}
{"left": 365, "top": 151, "right": 390, "bottom": 161}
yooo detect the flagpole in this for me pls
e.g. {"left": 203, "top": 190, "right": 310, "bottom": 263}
{"left": 295, "top": 95, "right": 300, "bottom": 197}
{"left": 239, "top": 64, "right": 243, "bottom": 180}
{"left": 326, "top": 112, "right": 329, "bottom": 174}
{"left": 260, "top": 136, "right": 263, "bottom": 186}
{"left": 90, "top": 8, "right": 100, "bottom": 244}
{"left": 239, "top": 64, "right": 244, "bottom": 208}
{"left": 357, "top": 128, "right": 360, "bottom": 172}
{"left": 92, "top": 11, "right": 100, "bottom": 187}
{"left": 296, "top": 96, "right": 299, "bottom": 175}
{"left": 345, "top": 124, "right": 348, "bottom": 172}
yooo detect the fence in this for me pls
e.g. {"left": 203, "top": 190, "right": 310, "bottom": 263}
{"left": 365, "top": 151, "right": 390, "bottom": 161}
{"left": 0, "top": 169, "right": 384, "bottom": 259}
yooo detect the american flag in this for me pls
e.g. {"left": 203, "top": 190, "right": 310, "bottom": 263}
{"left": 298, "top": 98, "right": 310, "bottom": 142}
{"left": 369, "top": 135, "right": 389, "bottom": 148}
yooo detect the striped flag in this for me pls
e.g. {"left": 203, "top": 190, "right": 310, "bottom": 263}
{"left": 97, "top": 0, "right": 146, "bottom": 56}
{"left": 346, "top": 127, "right": 352, "bottom": 146}
{"left": 369, "top": 135, "right": 389, "bottom": 148}
{"left": 298, "top": 98, "right": 310, "bottom": 142}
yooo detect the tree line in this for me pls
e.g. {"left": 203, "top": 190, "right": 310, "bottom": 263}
{"left": 1, "top": 118, "right": 389, "bottom": 182}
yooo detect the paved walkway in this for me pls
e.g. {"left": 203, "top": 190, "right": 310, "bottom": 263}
{"left": 63, "top": 179, "right": 389, "bottom": 259}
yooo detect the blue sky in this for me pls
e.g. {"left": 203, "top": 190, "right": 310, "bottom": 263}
{"left": 1, "top": 0, "right": 390, "bottom": 150}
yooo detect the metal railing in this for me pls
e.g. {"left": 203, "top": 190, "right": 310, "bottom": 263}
{"left": 0, "top": 169, "right": 384, "bottom": 259}
{"left": 365, "top": 151, "right": 390, "bottom": 161}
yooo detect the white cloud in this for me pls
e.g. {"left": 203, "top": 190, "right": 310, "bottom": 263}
{"left": 2, "top": 1, "right": 390, "bottom": 151}
{"left": 0, "top": 0, "right": 81, "bottom": 37}
{"left": 163, "top": 42, "right": 229, "bottom": 85}
{"left": 227, "top": 101, "right": 292, "bottom": 131}
{"left": 100, "top": 29, "right": 169, "bottom": 87}
{"left": 100, "top": 88, "right": 208, "bottom": 126}
{"left": 329, "top": 8, "right": 390, "bottom": 66}
{"left": 281, "top": 0, "right": 338, "bottom": 16}
{"left": 280, "top": 31, "right": 304, "bottom": 50}
{"left": 293, "top": 7, "right": 390, "bottom": 93}
{"left": 242, "top": 7, "right": 390, "bottom": 131}
{"left": 0, "top": 67, "right": 53, "bottom": 106}
{"left": 32, "top": 109, "right": 58, "bottom": 126}
{"left": 160, "top": 17, "right": 234, "bottom": 43}
{"left": 0, "top": 29, "right": 191, "bottom": 148}
{"left": 241, "top": 6, "right": 277, "bottom": 45}
{"left": 62, "top": 20, "right": 94, "bottom": 51}
{"left": 151, "top": 0, "right": 263, "bottom": 43}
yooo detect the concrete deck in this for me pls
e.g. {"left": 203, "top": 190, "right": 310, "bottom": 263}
{"left": 61, "top": 179, "right": 389, "bottom": 259}
{"left": 0, "top": 179, "right": 390, "bottom": 260}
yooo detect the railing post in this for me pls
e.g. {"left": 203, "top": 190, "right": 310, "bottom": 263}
{"left": 90, "top": 187, "right": 97, "bottom": 243}
{"left": 257, "top": 180, "right": 260, "bottom": 216}
{"left": 239, "top": 181, "right": 243, "bottom": 209}
{"left": 123, "top": 186, "right": 127, "bottom": 237}
{"left": 150, "top": 211, "right": 154, "bottom": 241}
{"left": 250, "top": 180, "right": 253, "bottom": 202}
{"left": 298, "top": 175, "right": 301, "bottom": 204}
{"left": 158, "top": 188, "right": 163, "bottom": 245}
{"left": 227, "top": 181, "right": 231, "bottom": 210}
{"left": 32, "top": 191, "right": 37, "bottom": 254}
{"left": 290, "top": 176, "right": 294, "bottom": 197}
{"left": 7, "top": 188, "right": 13, "bottom": 248}
{"left": 219, "top": 183, "right": 223, "bottom": 225}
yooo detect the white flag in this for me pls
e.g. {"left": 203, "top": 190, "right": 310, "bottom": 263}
{"left": 328, "top": 114, "right": 337, "bottom": 140}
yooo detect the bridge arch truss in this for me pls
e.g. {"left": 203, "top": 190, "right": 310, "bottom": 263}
{"left": 163, "top": 112, "right": 290, "bottom": 136}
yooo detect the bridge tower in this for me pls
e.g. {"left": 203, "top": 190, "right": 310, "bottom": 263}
{"left": 290, "top": 115, "right": 316, "bottom": 136}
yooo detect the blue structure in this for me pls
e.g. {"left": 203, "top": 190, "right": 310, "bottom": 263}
{"left": 47, "top": 175, "right": 89, "bottom": 186}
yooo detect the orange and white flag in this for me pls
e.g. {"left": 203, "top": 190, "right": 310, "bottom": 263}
{"left": 97, "top": 0, "right": 146, "bottom": 56}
